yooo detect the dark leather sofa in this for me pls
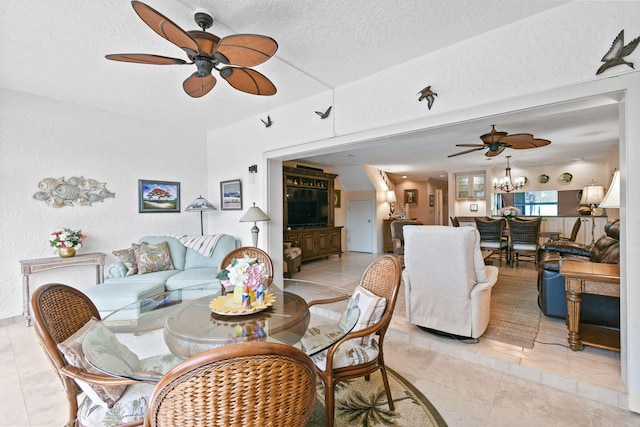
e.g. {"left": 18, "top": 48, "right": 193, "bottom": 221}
{"left": 537, "top": 219, "right": 620, "bottom": 328}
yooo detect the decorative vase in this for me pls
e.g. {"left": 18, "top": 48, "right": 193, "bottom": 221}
{"left": 58, "top": 247, "right": 76, "bottom": 258}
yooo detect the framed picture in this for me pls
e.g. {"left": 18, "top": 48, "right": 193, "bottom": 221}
{"left": 404, "top": 189, "right": 417, "bottom": 205}
{"left": 334, "top": 189, "right": 341, "bottom": 208}
{"left": 470, "top": 203, "right": 478, "bottom": 212}
{"left": 220, "top": 179, "right": 242, "bottom": 210}
{"left": 138, "top": 180, "right": 180, "bottom": 213}
{"left": 429, "top": 195, "right": 435, "bottom": 206}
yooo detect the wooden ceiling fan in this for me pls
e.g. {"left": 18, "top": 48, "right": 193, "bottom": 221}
{"left": 448, "top": 125, "right": 551, "bottom": 158}
{"left": 105, "top": 1, "right": 278, "bottom": 98}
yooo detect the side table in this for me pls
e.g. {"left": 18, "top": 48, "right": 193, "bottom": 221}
{"left": 559, "top": 259, "right": 620, "bottom": 351}
{"left": 20, "top": 252, "right": 106, "bottom": 326}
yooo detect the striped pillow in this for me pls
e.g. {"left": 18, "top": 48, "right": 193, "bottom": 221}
{"left": 351, "top": 285, "right": 386, "bottom": 346}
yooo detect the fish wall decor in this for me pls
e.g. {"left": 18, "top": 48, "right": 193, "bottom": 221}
{"left": 33, "top": 176, "right": 115, "bottom": 208}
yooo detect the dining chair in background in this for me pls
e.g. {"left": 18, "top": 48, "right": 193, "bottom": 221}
{"left": 308, "top": 254, "right": 402, "bottom": 427}
{"left": 475, "top": 217, "right": 508, "bottom": 264}
{"left": 218, "top": 246, "right": 274, "bottom": 294}
{"left": 450, "top": 216, "right": 460, "bottom": 227}
{"left": 143, "top": 342, "right": 317, "bottom": 427}
{"left": 390, "top": 219, "right": 423, "bottom": 266}
{"left": 30, "top": 283, "right": 152, "bottom": 427}
{"left": 508, "top": 217, "right": 542, "bottom": 266}
{"left": 556, "top": 217, "right": 582, "bottom": 242}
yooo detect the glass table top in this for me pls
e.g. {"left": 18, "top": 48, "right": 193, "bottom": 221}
{"left": 82, "top": 280, "right": 359, "bottom": 382}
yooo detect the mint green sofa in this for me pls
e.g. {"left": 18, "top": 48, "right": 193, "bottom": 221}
{"left": 84, "top": 234, "right": 239, "bottom": 318}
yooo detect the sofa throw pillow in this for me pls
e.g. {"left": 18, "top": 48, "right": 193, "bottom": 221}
{"left": 112, "top": 247, "right": 138, "bottom": 276}
{"left": 57, "top": 317, "right": 126, "bottom": 408}
{"left": 132, "top": 241, "right": 174, "bottom": 275}
{"left": 350, "top": 285, "right": 387, "bottom": 346}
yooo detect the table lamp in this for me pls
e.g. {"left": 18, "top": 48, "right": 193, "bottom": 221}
{"left": 599, "top": 170, "right": 620, "bottom": 209}
{"left": 185, "top": 195, "right": 217, "bottom": 235}
{"left": 239, "top": 203, "right": 270, "bottom": 247}
{"left": 580, "top": 183, "right": 605, "bottom": 244}
{"left": 385, "top": 190, "right": 397, "bottom": 219}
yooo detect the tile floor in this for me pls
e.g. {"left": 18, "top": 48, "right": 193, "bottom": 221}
{"left": 1, "top": 252, "right": 638, "bottom": 426}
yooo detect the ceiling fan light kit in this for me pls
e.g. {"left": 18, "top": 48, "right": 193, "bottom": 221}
{"left": 105, "top": 1, "right": 278, "bottom": 98}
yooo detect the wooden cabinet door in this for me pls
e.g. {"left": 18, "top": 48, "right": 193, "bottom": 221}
{"left": 301, "top": 232, "right": 316, "bottom": 258}
{"left": 315, "top": 230, "right": 329, "bottom": 255}
{"left": 329, "top": 228, "right": 342, "bottom": 254}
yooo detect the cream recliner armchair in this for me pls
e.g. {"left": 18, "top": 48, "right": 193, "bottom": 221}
{"left": 402, "top": 225, "right": 499, "bottom": 338}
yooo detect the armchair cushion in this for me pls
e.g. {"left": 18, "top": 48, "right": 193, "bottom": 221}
{"left": 351, "top": 285, "right": 386, "bottom": 346}
{"left": 311, "top": 339, "right": 379, "bottom": 371}
{"left": 77, "top": 381, "right": 152, "bottom": 426}
{"left": 133, "top": 241, "right": 174, "bottom": 274}
{"left": 57, "top": 317, "right": 127, "bottom": 408}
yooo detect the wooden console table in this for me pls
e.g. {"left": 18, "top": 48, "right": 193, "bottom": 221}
{"left": 560, "top": 259, "right": 620, "bottom": 352}
{"left": 20, "top": 252, "right": 106, "bottom": 326}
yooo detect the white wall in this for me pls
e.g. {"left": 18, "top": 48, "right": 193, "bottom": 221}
{"left": 0, "top": 89, "right": 207, "bottom": 319}
{"left": 205, "top": 2, "right": 640, "bottom": 411}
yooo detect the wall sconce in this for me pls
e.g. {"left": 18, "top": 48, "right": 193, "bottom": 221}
{"left": 248, "top": 164, "right": 258, "bottom": 184}
{"left": 385, "top": 190, "right": 397, "bottom": 219}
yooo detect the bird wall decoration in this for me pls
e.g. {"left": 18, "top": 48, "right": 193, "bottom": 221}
{"left": 315, "top": 106, "right": 332, "bottom": 119}
{"left": 596, "top": 29, "right": 640, "bottom": 75}
{"left": 261, "top": 115, "right": 273, "bottom": 127}
{"left": 417, "top": 85, "right": 437, "bottom": 109}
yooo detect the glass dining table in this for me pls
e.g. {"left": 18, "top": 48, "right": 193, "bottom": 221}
{"left": 82, "top": 280, "right": 358, "bottom": 382}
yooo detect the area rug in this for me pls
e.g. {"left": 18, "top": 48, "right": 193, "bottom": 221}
{"left": 482, "top": 273, "right": 541, "bottom": 348}
{"left": 307, "top": 367, "right": 447, "bottom": 426}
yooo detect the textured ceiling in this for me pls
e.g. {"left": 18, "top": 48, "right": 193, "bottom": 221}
{"left": 3, "top": 0, "right": 620, "bottom": 181}
{"left": 0, "top": 0, "right": 569, "bottom": 132}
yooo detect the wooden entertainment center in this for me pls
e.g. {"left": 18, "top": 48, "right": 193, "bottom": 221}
{"left": 283, "top": 166, "right": 343, "bottom": 262}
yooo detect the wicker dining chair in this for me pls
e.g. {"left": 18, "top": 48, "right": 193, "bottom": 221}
{"left": 507, "top": 217, "right": 542, "bottom": 266}
{"left": 556, "top": 217, "right": 582, "bottom": 242}
{"left": 30, "top": 283, "right": 149, "bottom": 427}
{"left": 143, "top": 342, "right": 317, "bottom": 427}
{"left": 475, "top": 217, "right": 508, "bottom": 264}
{"left": 450, "top": 216, "right": 460, "bottom": 227}
{"left": 218, "top": 246, "right": 274, "bottom": 294}
{"left": 308, "top": 254, "right": 402, "bottom": 427}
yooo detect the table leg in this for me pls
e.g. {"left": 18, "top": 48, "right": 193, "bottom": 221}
{"left": 22, "top": 275, "right": 31, "bottom": 327}
{"left": 566, "top": 289, "right": 584, "bottom": 351}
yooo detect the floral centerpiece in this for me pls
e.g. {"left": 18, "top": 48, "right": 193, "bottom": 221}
{"left": 499, "top": 206, "right": 522, "bottom": 218}
{"left": 50, "top": 228, "right": 86, "bottom": 257}
{"left": 216, "top": 255, "right": 268, "bottom": 308}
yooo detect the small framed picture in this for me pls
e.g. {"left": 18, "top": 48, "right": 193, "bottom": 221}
{"left": 333, "top": 189, "right": 341, "bottom": 208}
{"left": 404, "top": 189, "right": 418, "bottom": 205}
{"left": 138, "top": 180, "right": 180, "bottom": 213}
{"left": 220, "top": 179, "right": 242, "bottom": 210}
{"left": 429, "top": 195, "right": 435, "bottom": 206}
{"left": 470, "top": 203, "right": 479, "bottom": 212}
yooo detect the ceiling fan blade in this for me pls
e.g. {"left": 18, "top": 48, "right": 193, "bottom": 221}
{"left": 220, "top": 67, "right": 276, "bottom": 95}
{"left": 455, "top": 144, "right": 486, "bottom": 148}
{"left": 502, "top": 133, "right": 552, "bottom": 149}
{"left": 217, "top": 34, "right": 278, "bottom": 67}
{"left": 105, "top": 53, "right": 188, "bottom": 65}
{"left": 183, "top": 73, "right": 217, "bottom": 98}
{"left": 447, "top": 146, "right": 486, "bottom": 158}
{"left": 132, "top": 1, "right": 198, "bottom": 55}
{"left": 485, "top": 146, "right": 506, "bottom": 157}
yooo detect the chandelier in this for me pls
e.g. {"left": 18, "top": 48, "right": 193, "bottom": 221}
{"left": 493, "top": 156, "right": 525, "bottom": 193}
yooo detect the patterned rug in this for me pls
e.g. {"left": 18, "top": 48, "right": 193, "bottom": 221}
{"left": 307, "top": 367, "right": 447, "bottom": 426}
{"left": 482, "top": 272, "right": 541, "bottom": 348}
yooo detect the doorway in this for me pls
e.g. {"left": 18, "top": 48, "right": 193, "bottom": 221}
{"left": 347, "top": 198, "right": 374, "bottom": 253}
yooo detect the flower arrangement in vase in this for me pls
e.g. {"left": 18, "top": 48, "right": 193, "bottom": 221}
{"left": 216, "top": 255, "right": 268, "bottom": 308}
{"left": 49, "top": 228, "right": 86, "bottom": 257}
{"left": 499, "top": 206, "right": 522, "bottom": 218}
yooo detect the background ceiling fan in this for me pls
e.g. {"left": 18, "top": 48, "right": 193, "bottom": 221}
{"left": 106, "top": 1, "right": 278, "bottom": 98}
{"left": 448, "top": 125, "right": 551, "bottom": 158}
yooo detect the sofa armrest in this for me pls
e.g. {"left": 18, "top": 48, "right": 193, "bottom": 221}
{"left": 542, "top": 241, "right": 592, "bottom": 258}
{"left": 107, "top": 261, "right": 127, "bottom": 279}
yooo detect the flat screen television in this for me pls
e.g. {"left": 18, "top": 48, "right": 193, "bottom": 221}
{"left": 286, "top": 187, "right": 329, "bottom": 228}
